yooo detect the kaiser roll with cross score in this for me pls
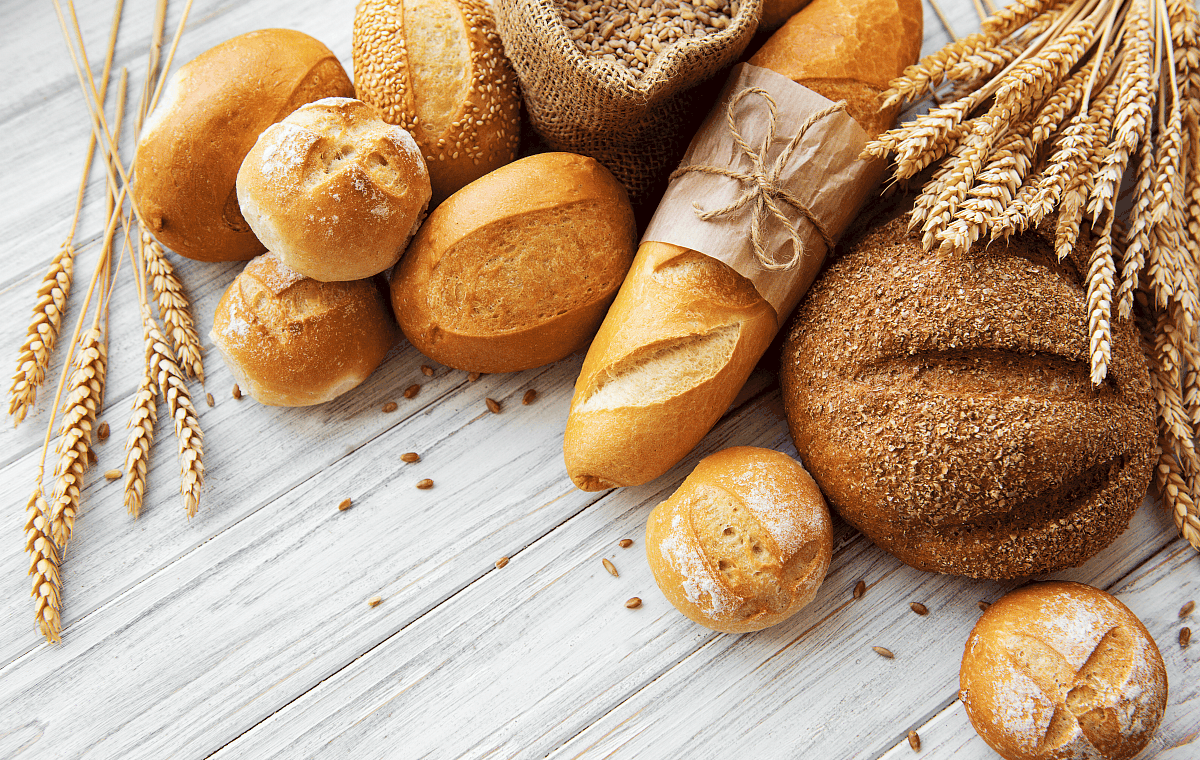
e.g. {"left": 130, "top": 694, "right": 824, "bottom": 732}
{"left": 960, "top": 582, "right": 1167, "bottom": 760}
{"left": 133, "top": 29, "right": 354, "bottom": 262}
{"left": 562, "top": 0, "right": 923, "bottom": 491}
{"left": 780, "top": 209, "right": 1156, "bottom": 579}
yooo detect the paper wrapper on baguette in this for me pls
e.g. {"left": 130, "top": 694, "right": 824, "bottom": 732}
{"left": 563, "top": 0, "right": 921, "bottom": 492}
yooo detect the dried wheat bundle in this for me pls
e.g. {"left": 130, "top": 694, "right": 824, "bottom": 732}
{"left": 867, "top": 0, "right": 1200, "bottom": 550}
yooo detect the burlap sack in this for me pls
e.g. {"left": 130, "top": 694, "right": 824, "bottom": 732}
{"left": 494, "top": 0, "right": 762, "bottom": 212}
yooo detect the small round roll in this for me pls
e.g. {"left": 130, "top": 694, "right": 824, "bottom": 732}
{"left": 645, "top": 447, "right": 833, "bottom": 633}
{"left": 960, "top": 581, "right": 1168, "bottom": 760}
{"left": 210, "top": 252, "right": 398, "bottom": 406}
{"left": 134, "top": 29, "right": 354, "bottom": 262}
{"left": 236, "top": 97, "right": 431, "bottom": 282}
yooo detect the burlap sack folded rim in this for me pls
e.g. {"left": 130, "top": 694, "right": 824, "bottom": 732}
{"left": 494, "top": 0, "right": 764, "bottom": 112}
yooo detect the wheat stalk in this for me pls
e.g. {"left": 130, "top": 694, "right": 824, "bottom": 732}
{"left": 140, "top": 228, "right": 204, "bottom": 382}
{"left": 144, "top": 308, "right": 204, "bottom": 518}
{"left": 882, "top": 0, "right": 1070, "bottom": 108}
{"left": 49, "top": 325, "right": 107, "bottom": 549}
{"left": 1156, "top": 439, "right": 1200, "bottom": 549}
{"left": 941, "top": 123, "right": 1035, "bottom": 252}
{"left": 25, "top": 485, "right": 62, "bottom": 643}
{"left": 8, "top": 1, "right": 124, "bottom": 427}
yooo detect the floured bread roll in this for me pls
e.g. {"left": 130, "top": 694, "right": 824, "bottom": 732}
{"left": 236, "top": 98, "right": 431, "bottom": 282}
{"left": 645, "top": 447, "right": 833, "bottom": 633}
{"left": 960, "top": 581, "right": 1167, "bottom": 760}
{"left": 211, "top": 253, "right": 398, "bottom": 406}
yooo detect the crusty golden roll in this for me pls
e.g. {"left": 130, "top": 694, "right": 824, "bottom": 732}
{"left": 210, "top": 253, "right": 398, "bottom": 406}
{"left": 134, "top": 29, "right": 354, "bottom": 262}
{"left": 780, "top": 210, "right": 1156, "bottom": 579}
{"left": 236, "top": 98, "right": 431, "bottom": 282}
{"left": 645, "top": 447, "right": 833, "bottom": 633}
{"left": 960, "top": 581, "right": 1167, "bottom": 760}
{"left": 353, "top": 0, "right": 522, "bottom": 205}
{"left": 390, "top": 152, "right": 636, "bottom": 374}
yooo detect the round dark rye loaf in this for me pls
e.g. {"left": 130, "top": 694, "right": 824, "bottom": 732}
{"left": 780, "top": 211, "right": 1156, "bottom": 579}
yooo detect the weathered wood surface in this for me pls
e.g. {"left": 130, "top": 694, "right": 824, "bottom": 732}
{"left": 0, "top": 0, "right": 1195, "bottom": 759}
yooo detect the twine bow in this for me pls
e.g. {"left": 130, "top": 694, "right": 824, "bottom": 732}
{"left": 668, "top": 87, "right": 847, "bottom": 271}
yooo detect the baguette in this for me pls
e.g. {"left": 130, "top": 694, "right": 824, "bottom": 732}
{"left": 563, "top": 0, "right": 922, "bottom": 491}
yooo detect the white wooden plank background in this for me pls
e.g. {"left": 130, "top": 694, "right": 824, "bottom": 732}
{"left": 0, "top": 0, "right": 1195, "bottom": 758}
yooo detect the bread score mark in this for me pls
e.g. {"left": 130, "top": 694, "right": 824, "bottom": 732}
{"left": 577, "top": 324, "right": 741, "bottom": 412}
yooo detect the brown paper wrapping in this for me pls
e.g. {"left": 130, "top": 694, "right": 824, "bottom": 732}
{"left": 642, "top": 63, "right": 885, "bottom": 324}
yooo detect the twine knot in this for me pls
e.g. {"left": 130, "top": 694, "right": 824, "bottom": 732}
{"left": 668, "top": 87, "right": 847, "bottom": 270}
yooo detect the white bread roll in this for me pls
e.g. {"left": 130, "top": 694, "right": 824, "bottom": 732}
{"left": 353, "top": 0, "right": 522, "bottom": 205}
{"left": 236, "top": 98, "right": 431, "bottom": 282}
{"left": 210, "top": 253, "right": 398, "bottom": 406}
{"left": 645, "top": 447, "right": 833, "bottom": 633}
{"left": 562, "top": 0, "right": 923, "bottom": 491}
{"left": 960, "top": 582, "right": 1167, "bottom": 760}
{"left": 134, "top": 29, "right": 354, "bottom": 262}
{"left": 390, "top": 152, "right": 636, "bottom": 373}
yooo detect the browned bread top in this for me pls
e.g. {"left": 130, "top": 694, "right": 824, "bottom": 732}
{"left": 749, "top": 0, "right": 923, "bottom": 137}
{"left": 960, "top": 581, "right": 1167, "bottom": 760}
{"left": 135, "top": 29, "right": 354, "bottom": 262}
{"left": 780, "top": 210, "right": 1155, "bottom": 578}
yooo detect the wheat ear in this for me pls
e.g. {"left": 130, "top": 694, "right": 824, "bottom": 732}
{"left": 123, "top": 358, "right": 157, "bottom": 519}
{"left": 25, "top": 485, "right": 62, "bottom": 643}
{"left": 9, "top": 246, "right": 76, "bottom": 426}
{"left": 144, "top": 308, "right": 204, "bottom": 518}
{"left": 49, "top": 325, "right": 107, "bottom": 549}
{"left": 1086, "top": 213, "right": 1118, "bottom": 383}
{"left": 141, "top": 229, "right": 204, "bottom": 382}
{"left": 1156, "top": 439, "right": 1200, "bottom": 550}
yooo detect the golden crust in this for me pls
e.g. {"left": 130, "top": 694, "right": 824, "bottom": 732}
{"left": 780, "top": 210, "right": 1156, "bottom": 579}
{"left": 960, "top": 582, "right": 1167, "bottom": 760}
{"left": 390, "top": 152, "right": 636, "bottom": 373}
{"left": 133, "top": 29, "right": 354, "bottom": 262}
{"left": 749, "top": 0, "right": 923, "bottom": 137}
{"left": 210, "top": 253, "right": 398, "bottom": 406}
{"left": 353, "top": 0, "right": 522, "bottom": 204}
{"left": 645, "top": 446, "right": 833, "bottom": 633}
{"left": 236, "top": 97, "right": 431, "bottom": 282}
{"left": 564, "top": 242, "right": 777, "bottom": 491}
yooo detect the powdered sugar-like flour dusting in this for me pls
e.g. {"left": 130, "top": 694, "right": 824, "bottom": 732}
{"left": 660, "top": 512, "right": 738, "bottom": 618}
